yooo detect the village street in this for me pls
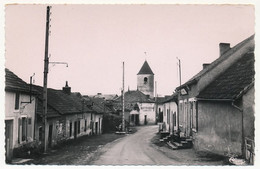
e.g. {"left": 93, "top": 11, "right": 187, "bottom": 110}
{"left": 91, "top": 125, "right": 227, "bottom": 165}
{"left": 27, "top": 125, "right": 229, "bottom": 165}
{"left": 91, "top": 125, "right": 177, "bottom": 165}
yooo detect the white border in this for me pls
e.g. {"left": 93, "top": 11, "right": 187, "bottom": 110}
{"left": 0, "top": 0, "right": 259, "bottom": 169}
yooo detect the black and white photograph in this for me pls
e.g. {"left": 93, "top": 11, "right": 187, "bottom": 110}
{"left": 2, "top": 1, "right": 257, "bottom": 166}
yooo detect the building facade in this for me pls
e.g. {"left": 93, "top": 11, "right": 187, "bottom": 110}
{"left": 175, "top": 35, "right": 255, "bottom": 158}
{"left": 5, "top": 69, "right": 37, "bottom": 162}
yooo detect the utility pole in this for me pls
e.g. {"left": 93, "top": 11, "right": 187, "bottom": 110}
{"left": 42, "top": 6, "right": 51, "bottom": 153}
{"left": 177, "top": 57, "right": 182, "bottom": 86}
{"left": 42, "top": 6, "right": 68, "bottom": 153}
{"left": 122, "top": 62, "right": 125, "bottom": 132}
{"left": 155, "top": 81, "right": 158, "bottom": 124}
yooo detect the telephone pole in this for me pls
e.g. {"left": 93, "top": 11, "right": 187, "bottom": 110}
{"left": 42, "top": 6, "right": 51, "bottom": 153}
{"left": 122, "top": 62, "right": 125, "bottom": 132}
{"left": 177, "top": 57, "right": 182, "bottom": 86}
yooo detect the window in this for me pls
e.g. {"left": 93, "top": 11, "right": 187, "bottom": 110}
{"left": 28, "top": 118, "right": 32, "bottom": 125}
{"left": 144, "top": 77, "right": 148, "bottom": 84}
{"left": 15, "top": 92, "right": 20, "bottom": 110}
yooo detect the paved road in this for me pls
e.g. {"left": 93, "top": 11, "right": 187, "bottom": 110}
{"left": 92, "top": 125, "right": 179, "bottom": 165}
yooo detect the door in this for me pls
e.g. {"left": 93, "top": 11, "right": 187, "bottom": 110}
{"left": 69, "top": 122, "right": 72, "bottom": 137}
{"left": 159, "top": 111, "right": 163, "bottom": 123}
{"left": 136, "top": 115, "right": 139, "bottom": 125}
{"left": 95, "top": 122, "right": 98, "bottom": 134}
{"left": 5, "top": 120, "right": 13, "bottom": 163}
{"left": 48, "top": 125, "right": 53, "bottom": 148}
{"left": 144, "top": 115, "right": 147, "bottom": 125}
{"left": 74, "top": 121, "right": 77, "bottom": 139}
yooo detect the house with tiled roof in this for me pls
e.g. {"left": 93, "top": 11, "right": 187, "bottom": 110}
{"left": 32, "top": 81, "right": 100, "bottom": 148}
{"left": 196, "top": 51, "right": 255, "bottom": 161}
{"left": 5, "top": 69, "right": 38, "bottom": 162}
{"left": 155, "top": 96, "right": 171, "bottom": 123}
{"left": 111, "top": 60, "right": 158, "bottom": 126}
{"left": 115, "top": 89, "right": 155, "bottom": 125}
{"left": 175, "top": 35, "right": 255, "bottom": 159}
{"left": 82, "top": 95, "right": 116, "bottom": 134}
{"left": 161, "top": 94, "right": 178, "bottom": 135}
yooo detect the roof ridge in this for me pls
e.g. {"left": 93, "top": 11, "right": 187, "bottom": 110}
{"left": 177, "top": 34, "right": 254, "bottom": 90}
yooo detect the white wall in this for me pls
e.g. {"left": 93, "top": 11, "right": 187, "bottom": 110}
{"left": 163, "top": 101, "right": 178, "bottom": 134}
{"left": 138, "top": 102, "right": 156, "bottom": 125}
{"left": 5, "top": 91, "right": 36, "bottom": 148}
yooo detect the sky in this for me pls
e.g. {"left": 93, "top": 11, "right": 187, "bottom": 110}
{"left": 5, "top": 4, "right": 255, "bottom": 96}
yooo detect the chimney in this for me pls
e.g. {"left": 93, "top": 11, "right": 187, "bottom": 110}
{"left": 62, "top": 81, "right": 71, "bottom": 94}
{"left": 219, "top": 43, "right": 230, "bottom": 56}
{"left": 202, "top": 63, "right": 210, "bottom": 69}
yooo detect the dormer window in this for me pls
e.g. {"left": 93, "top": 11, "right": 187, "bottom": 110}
{"left": 144, "top": 77, "right": 148, "bottom": 84}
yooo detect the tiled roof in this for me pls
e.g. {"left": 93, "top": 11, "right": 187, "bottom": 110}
{"left": 176, "top": 35, "right": 254, "bottom": 90}
{"left": 113, "top": 90, "right": 154, "bottom": 111}
{"left": 156, "top": 95, "right": 172, "bottom": 104}
{"left": 32, "top": 85, "right": 93, "bottom": 116}
{"left": 5, "top": 68, "right": 37, "bottom": 94}
{"left": 36, "top": 99, "right": 61, "bottom": 118}
{"left": 92, "top": 94, "right": 118, "bottom": 100}
{"left": 197, "top": 52, "right": 254, "bottom": 100}
{"left": 137, "top": 60, "right": 154, "bottom": 75}
{"left": 116, "top": 90, "right": 154, "bottom": 103}
{"left": 163, "top": 93, "right": 178, "bottom": 103}
{"left": 83, "top": 96, "right": 113, "bottom": 114}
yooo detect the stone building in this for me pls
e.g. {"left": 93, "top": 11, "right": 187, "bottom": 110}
{"left": 137, "top": 60, "right": 154, "bottom": 98}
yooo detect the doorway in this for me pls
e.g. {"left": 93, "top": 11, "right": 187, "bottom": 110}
{"left": 5, "top": 120, "right": 13, "bottom": 163}
{"left": 95, "top": 122, "right": 98, "bottom": 134}
{"left": 144, "top": 115, "right": 147, "bottom": 125}
{"left": 69, "top": 122, "right": 72, "bottom": 137}
{"left": 74, "top": 121, "right": 77, "bottom": 139}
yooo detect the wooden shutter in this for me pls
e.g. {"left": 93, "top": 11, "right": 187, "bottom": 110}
{"left": 25, "top": 118, "right": 28, "bottom": 141}
{"left": 27, "top": 118, "right": 32, "bottom": 140}
{"left": 18, "top": 118, "right": 21, "bottom": 144}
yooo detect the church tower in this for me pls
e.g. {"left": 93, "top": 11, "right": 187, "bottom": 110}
{"left": 137, "top": 60, "right": 154, "bottom": 98}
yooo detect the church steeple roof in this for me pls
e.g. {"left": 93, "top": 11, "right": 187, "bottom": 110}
{"left": 137, "top": 60, "right": 154, "bottom": 75}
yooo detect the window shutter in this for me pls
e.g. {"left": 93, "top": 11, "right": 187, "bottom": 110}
{"left": 27, "top": 118, "right": 32, "bottom": 139}
{"left": 25, "top": 118, "right": 28, "bottom": 141}
{"left": 18, "top": 118, "right": 21, "bottom": 144}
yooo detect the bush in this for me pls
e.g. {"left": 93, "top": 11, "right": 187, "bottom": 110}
{"left": 13, "top": 141, "right": 43, "bottom": 158}
{"left": 102, "top": 114, "right": 129, "bottom": 133}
